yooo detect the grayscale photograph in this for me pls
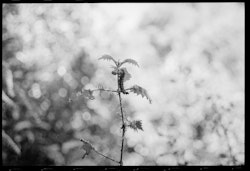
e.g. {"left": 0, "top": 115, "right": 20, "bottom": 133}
{"left": 2, "top": 3, "right": 245, "bottom": 166}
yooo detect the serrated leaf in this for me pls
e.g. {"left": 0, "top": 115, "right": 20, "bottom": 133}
{"left": 129, "top": 85, "right": 152, "bottom": 104}
{"left": 120, "top": 68, "right": 131, "bottom": 82}
{"left": 98, "top": 55, "right": 118, "bottom": 66}
{"left": 80, "top": 139, "right": 94, "bottom": 159}
{"left": 128, "top": 120, "right": 143, "bottom": 131}
{"left": 120, "top": 59, "right": 139, "bottom": 67}
{"left": 135, "top": 120, "right": 143, "bottom": 130}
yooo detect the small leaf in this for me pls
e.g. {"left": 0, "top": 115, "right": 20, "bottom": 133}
{"left": 99, "top": 55, "right": 118, "bottom": 66}
{"left": 128, "top": 120, "right": 143, "bottom": 131}
{"left": 120, "top": 67, "right": 132, "bottom": 82}
{"left": 82, "top": 89, "right": 95, "bottom": 100}
{"left": 135, "top": 120, "right": 143, "bottom": 131}
{"left": 80, "top": 139, "right": 94, "bottom": 159}
{"left": 120, "top": 59, "right": 139, "bottom": 67}
{"left": 111, "top": 68, "right": 119, "bottom": 75}
{"left": 14, "top": 121, "right": 33, "bottom": 131}
{"left": 128, "top": 85, "right": 152, "bottom": 104}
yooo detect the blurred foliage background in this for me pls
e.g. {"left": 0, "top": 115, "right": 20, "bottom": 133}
{"left": 2, "top": 3, "right": 244, "bottom": 166}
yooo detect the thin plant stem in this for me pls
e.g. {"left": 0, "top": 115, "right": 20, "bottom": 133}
{"left": 118, "top": 91, "right": 126, "bottom": 166}
{"left": 93, "top": 149, "right": 120, "bottom": 164}
{"left": 80, "top": 139, "right": 119, "bottom": 164}
{"left": 92, "top": 88, "right": 118, "bottom": 93}
{"left": 116, "top": 70, "right": 126, "bottom": 166}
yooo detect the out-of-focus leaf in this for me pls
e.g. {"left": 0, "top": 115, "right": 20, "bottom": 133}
{"left": 14, "top": 121, "right": 33, "bottom": 131}
{"left": 15, "top": 85, "right": 42, "bottom": 123}
{"left": 128, "top": 120, "right": 143, "bottom": 131}
{"left": 2, "top": 61, "right": 15, "bottom": 97}
{"left": 43, "top": 144, "right": 65, "bottom": 165}
{"left": 2, "top": 90, "right": 19, "bottom": 119}
{"left": 128, "top": 85, "right": 152, "bottom": 104}
{"left": 2, "top": 130, "right": 21, "bottom": 155}
{"left": 2, "top": 90, "right": 16, "bottom": 107}
{"left": 35, "top": 121, "right": 51, "bottom": 131}
{"left": 120, "top": 59, "right": 139, "bottom": 67}
{"left": 5, "top": 69, "right": 15, "bottom": 97}
{"left": 99, "top": 55, "right": 118, "bottom": 66}
{"left": 80, "top": 139, "right": 94, "bottom": 159}
{"left": 62, "top": 140, "right": 82, "bottom": 154}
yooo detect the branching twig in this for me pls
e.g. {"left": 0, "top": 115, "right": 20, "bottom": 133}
{"left": 220, "top": 124, "right": 237, "bottom": 165}
{"left": 79, "top": 56, "right": 149, "bottom": 166}
{"left": 80, "top": 139, "right": 119, "bottom": 164}
{"left": 93, "top": 149, "right": 120, "bottom": 164}
{"left": 91, "top": 89, "right": 118, "bottom": 93}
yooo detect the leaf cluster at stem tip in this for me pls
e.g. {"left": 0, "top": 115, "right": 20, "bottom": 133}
{"left": 78, "top": 55, "right": 152, "bottom": 166}
{"left": 98, "top": 54, "right": 139, "bottom": 68}
{"left": 98, "top": 54, "right": 152, "bottom": 104}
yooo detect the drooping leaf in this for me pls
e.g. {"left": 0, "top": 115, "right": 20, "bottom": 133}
{"left": 128, "top": 85, "right": 152, "bottom": 104}
{"left": 128, "top": 120, "right": 143, "bottom": 131}
{"left": 80, "top": 139, "right": 94, "bottom": 159}
{"left": 120, "top": 59, "right": 139, "bottom": 67}
{"left": 98, "top": 55, "right": 118, "bottom": 66}
{"left": 120, "top": 67, "right": 132, "bottom": 82}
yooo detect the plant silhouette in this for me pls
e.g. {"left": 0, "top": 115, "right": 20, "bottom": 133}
{"left": 72, "top": 55, "right": 152, "bottom": 166}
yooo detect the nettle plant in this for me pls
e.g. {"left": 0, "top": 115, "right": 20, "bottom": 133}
{"left": 73, "top": 55, "right": 151, "bottom": 166}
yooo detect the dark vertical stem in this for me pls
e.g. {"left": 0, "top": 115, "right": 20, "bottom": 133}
{"left": 117, "top": 70, "right": 126, "bottom": 166}
{"left": 118, "top": 91, "right": 125, "bottom": 166}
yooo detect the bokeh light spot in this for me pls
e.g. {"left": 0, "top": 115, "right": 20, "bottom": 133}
{"left": 57, "top": 66, "right": 67, "bottom": 76}
{"left": 58, "top": 88, "right": 67, "bottom": 98}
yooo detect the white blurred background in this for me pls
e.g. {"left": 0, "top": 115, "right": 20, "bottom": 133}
{"left": 2, "top": 3, "right": 244, "bottom": 166}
